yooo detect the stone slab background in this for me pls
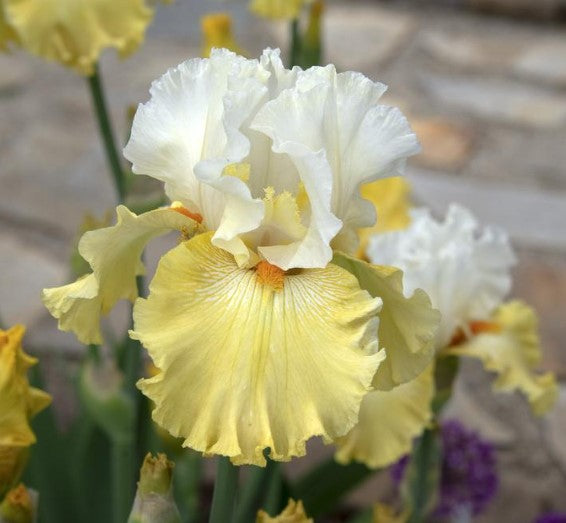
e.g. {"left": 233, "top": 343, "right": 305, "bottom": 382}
{"left": 1, "top": 0, "right": 565, "bottom": 520}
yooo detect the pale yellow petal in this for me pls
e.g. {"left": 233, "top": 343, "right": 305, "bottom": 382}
{"left": 253, "top": 188, "right": 308, "bottom": 263}
{"left": 3, "top": 0, "right": 154, "bottom": 75}
{"left": 134, "top": 232, "right": 384, "bottom": 466}
{"left": 42, "top": 205, "right": 201, "bottom": 345}
{"left": 249, "top": 0, "right": 305, "bottom": 20}
{"left": 257, "top": 499, "right": 312, "bottom": 522}
{"left": 333, "top": 253, "right": 440, "bottom": 390}
{"left": 446, "top": 301, "right": 557, "bottom": 415}
{"left": 335, "top": 365, "right": 433, "bottom": 469}
{"left": 357, "top": 177, "right": 411, "bottom": 258}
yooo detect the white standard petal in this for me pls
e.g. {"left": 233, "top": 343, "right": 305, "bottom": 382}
{"left": 367, "top": 204, "right": 516, "bottom": 347}
{"left": 123, "top": 49, "right": 266, "bottom": 234}
{"left": 252, "top": 65, "right": 419, "bottom": 255}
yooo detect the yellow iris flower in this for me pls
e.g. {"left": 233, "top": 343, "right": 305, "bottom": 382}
{"left": 257, "top": 499, "right": 312, "bottom": 522}
{"left": 337, "top": 200, "right": 557, "bottom": 469}
{"left": 0, "top": 326, "right": 51, "bottom": 496}
{"left": 0, "top": 0, "right": 159, "bottom": 75}
{"left": 446, "top": 301, "right": 557, "bottom": 416}
{"left": 357, "top": 177, "right": 411, "bottom": 259}
{"left": 249, "top": 0, "right": 309, "bottom": 20}
{"left": 43, "top": 49, "right": 440, "bottom": 466}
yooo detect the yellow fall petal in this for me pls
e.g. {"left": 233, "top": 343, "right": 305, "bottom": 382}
{"left": 201, "top": 13, "right": 245, "bottom": 58}
{"left": 3, "top": 0, "right": 154, "bottom": 75}
{"left": 333, "top": 253, "right": 440, "bottom": 390}
{"left": 335, "top": 365, "right": 434, "bottom": 469}
{"left": 257, "top": 499, "right": 312, "bottom": 522}
{"left": 445, "top": 300, "right": 557, "bottom": 415}
{"left": 357, "top": 177, "right": 411, "bottom": 259}
{"left": 0, "top": 326, "right": 51, "bottom": 451}
{"left": 42, "top": 205, "right": 201, "bottom": 345}
{"left": 134, "top": 232, "right": 384, "bottom": 466}
{"left": 249, "top": 0, "right": 306, "bottom": 20}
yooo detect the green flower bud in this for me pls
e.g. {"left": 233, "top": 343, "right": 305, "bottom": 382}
{"left": 0, "top": 447, "right": 28, "bottom": 500}
{"left": 0, "top": 484, "right": 37, "bottom": 523}
{"left": 127, "top": 454, "right": 181, "bottom": 523}
{"left": 79, "top": 359, "right": 134, "bottom": 443}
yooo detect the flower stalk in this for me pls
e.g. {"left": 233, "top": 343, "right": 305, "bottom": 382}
{"left": 208, "top": 457, "right": 239, "bottom": 523}
{"left": 289, "top": 19, "right": 301, "bottom": 67}
{"left": 87, "top": 64, "right": 127, "bottom": 203}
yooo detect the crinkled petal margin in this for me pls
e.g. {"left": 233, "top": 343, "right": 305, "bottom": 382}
{"left": 332, "top": 253, "right": 440, "bottom": 390}
{"left": 334, "top": 364, "right": 434, "bottom": 469}
{"left": 4, "top": 0, "right": 154, "bottom": 75}
{"left": 133, "top": 232, "right": 384, "bottom": 466}
{"left": 0, "top": 325, "right": 51, "bottom": 448}
{"left": 445, "top": 301, "right": 557, "bottom": 415}
{"left": 42, "top": 205, "right": 201, "bottom": 345}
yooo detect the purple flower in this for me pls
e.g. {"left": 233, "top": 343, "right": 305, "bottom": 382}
{"left": 535, "top": 514, "right": 566, "bottom": 523}
{"left": 390, "top": 420, "right": 498, "bottom": 520}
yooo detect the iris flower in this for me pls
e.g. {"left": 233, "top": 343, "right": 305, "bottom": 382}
{"left": 0, "top": 325, "right": 51, "bottom": 496}
{"left": 43, "top": 48, "right": 440, "bottom": 466}
{"left": 336, "top": 204, "right": 557, "bottom": 468}
{"left": 0, "top": 0, "right": 158, "bottom": 75}
{"left": 249, "top": 0, "right": 310, "bottom": 20}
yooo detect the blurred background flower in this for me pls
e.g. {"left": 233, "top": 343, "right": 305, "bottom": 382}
{"left": 391, "top": 420, "right": 498, "bottom": 521}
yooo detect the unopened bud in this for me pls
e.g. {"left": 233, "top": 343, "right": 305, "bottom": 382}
{"left": 0, "top": 447, "right": 28, "bottom": 500}
{"left": 0, "top": 484, "right": 37, "bottom": 523}
{"left": 127, "top": 453, "right": 181, "bottom": 523}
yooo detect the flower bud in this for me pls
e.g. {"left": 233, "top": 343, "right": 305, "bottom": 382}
{"left": 256, "top": 499, "right": 312, "bottom": 522}
{"left": 78, "top": 359, "right": 134, "bottom": 443}
{"left": 127, "top": 454, "right": 181, "bottom": 523}
{"left": 0, "top": 484, "right": 37, "bottom": 523}
{"left": 0, "top": 447, "right": 28, "bottom": 500}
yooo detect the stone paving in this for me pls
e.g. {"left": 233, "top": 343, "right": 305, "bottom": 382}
{"left": 1, "top": 0, "right": 566, "bottom": 519}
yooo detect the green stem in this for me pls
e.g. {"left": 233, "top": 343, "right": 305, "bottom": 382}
{"left": 405, "top": 427, "right": 441, "bottom": 523}
{"left": 292, "top": 458, "right": 373, "bottom": 517}
{"left": 87, "top": 64, "right": 127, "bottom": 203}
{"left": 234, "top": 460, "right": 277, "bottom": 523}
{"left": 88, "top": 344, "right": 101, "bottom": 363}
{"left": 290, "top": 19, "right": 301, "bottom": 67}
{"left": 209, "top": 457, "right": 239, "bottom": 523}
{"left": 112, "top": 439, "right": 136, "bottom": 523}
{"left": 263, "top": 462, "right": 283, "bottom": 516}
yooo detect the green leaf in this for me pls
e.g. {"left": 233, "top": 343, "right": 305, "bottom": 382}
{"left": 403, "top": 428, "right": 441, "bottom": 523}
{"left": 291, "top": 458, "right": 374, "bottom": 517}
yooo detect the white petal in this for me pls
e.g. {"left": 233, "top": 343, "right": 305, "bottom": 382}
{"left": 123, "top": 50, "right": 265, "bottom": 233}
{"left": 252, "top": 66, "right": 419, "bottom": 254}
{"left": 367, "top": 204, "right": 516, "bottom": 347}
